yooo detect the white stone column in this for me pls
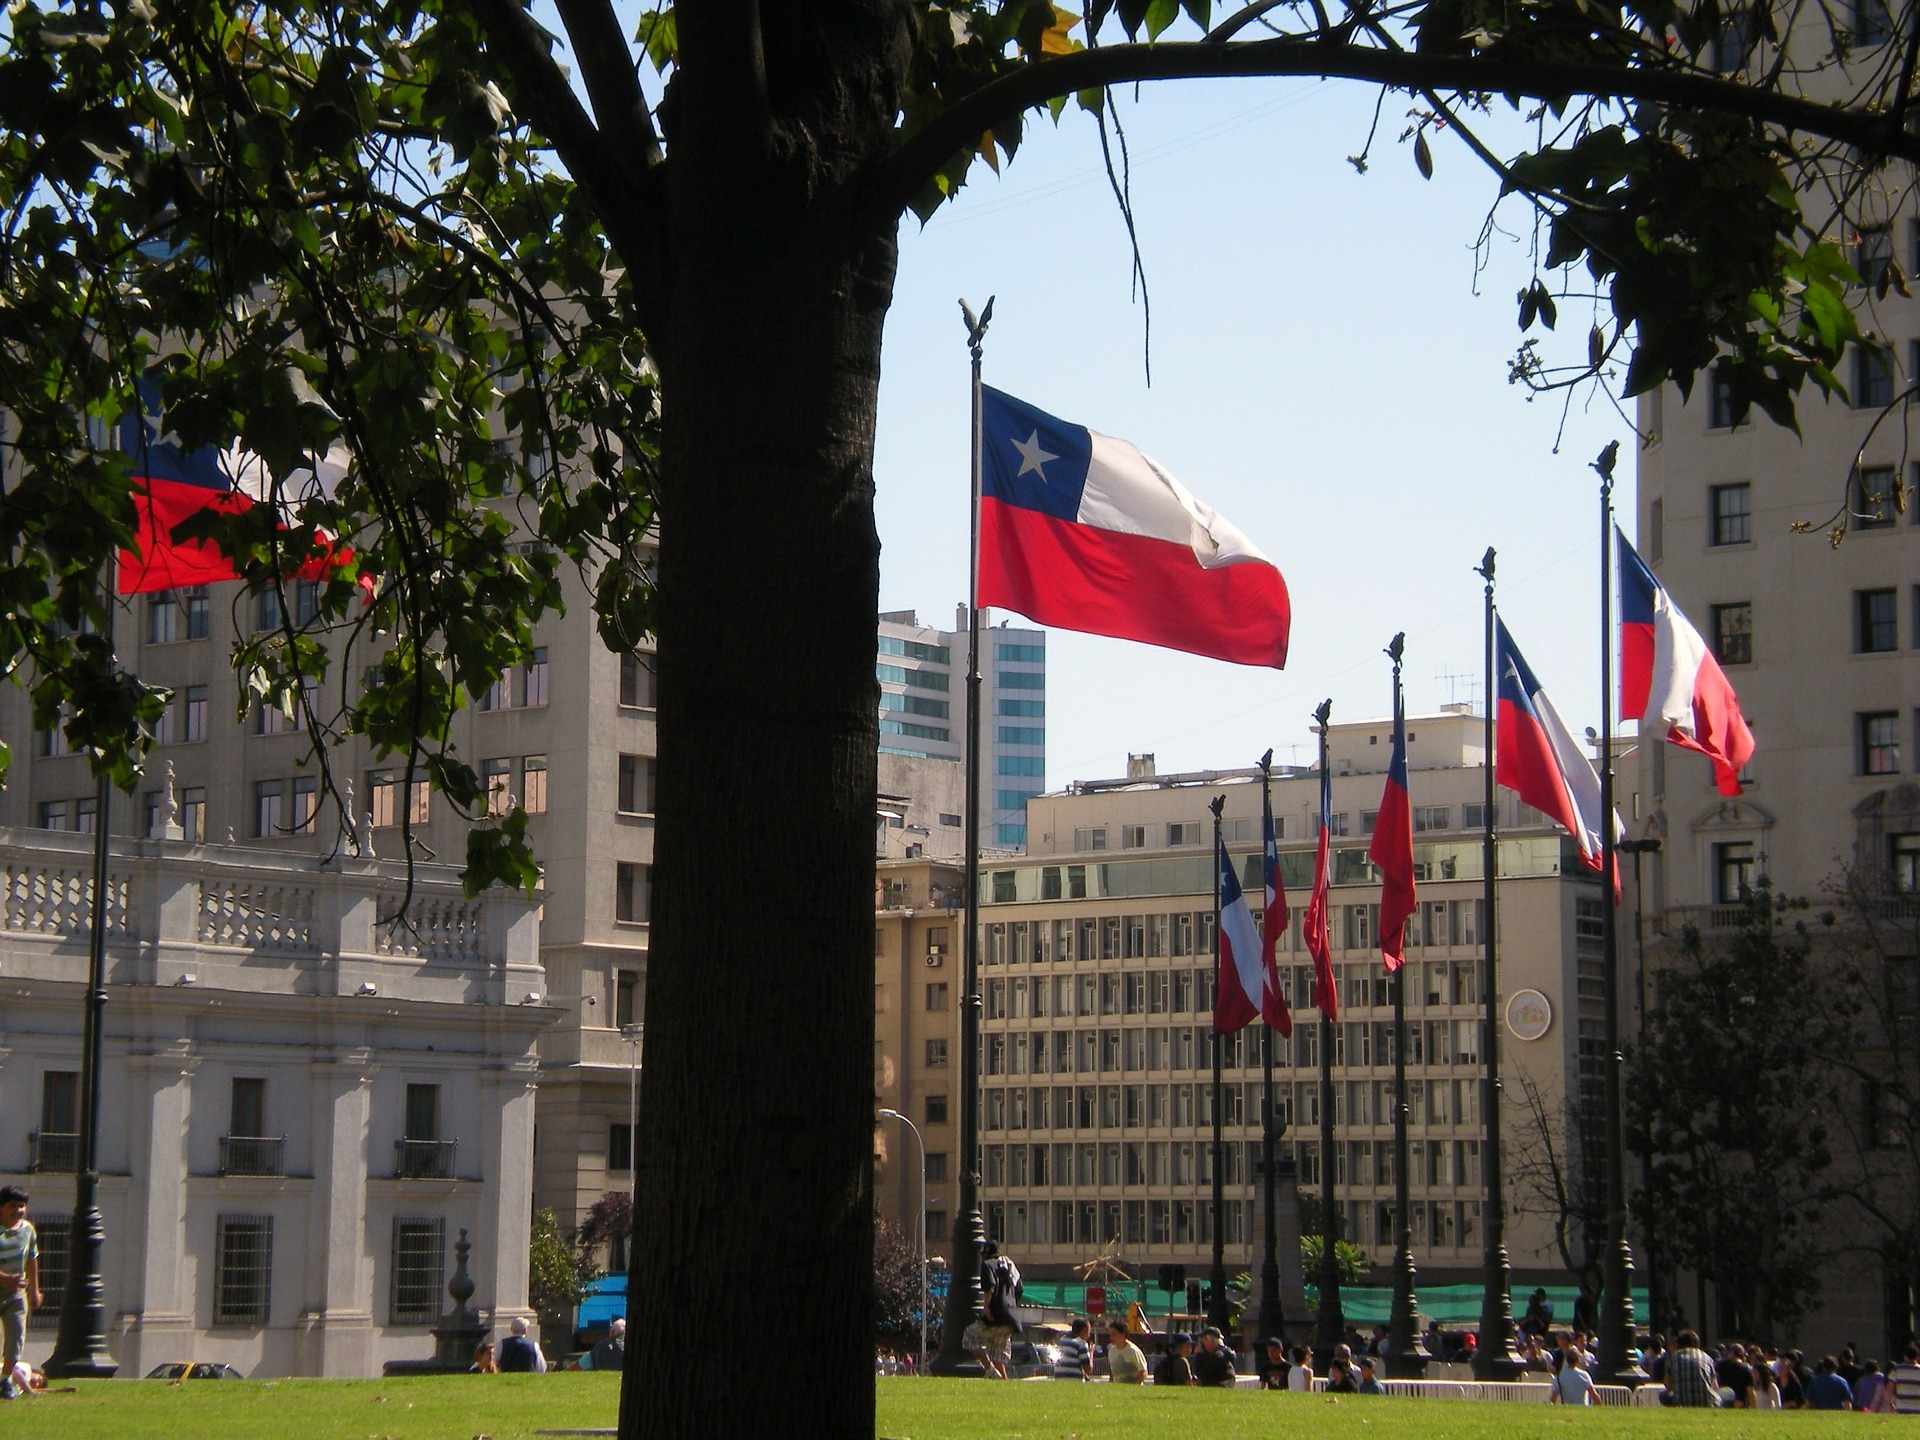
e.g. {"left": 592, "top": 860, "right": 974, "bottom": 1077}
{"left": 298, "top": 1051, "right": 377, "bottom": 1377}
{"left": 116, "top": 1042, "right": 199, "bottom": 1378}
{"left": 477, "top": 1051, "right": 541, "bottom": 1331}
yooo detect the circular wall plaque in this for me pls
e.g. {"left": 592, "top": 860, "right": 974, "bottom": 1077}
{"left": 1506, "top": 988, "right": 1553, "bottom": 1041}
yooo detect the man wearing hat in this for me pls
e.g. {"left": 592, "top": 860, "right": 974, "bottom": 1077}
{"left": 1157, "top": 1333, "right": 1197, "bottom": 1385}
{"left": 1192, "top": 1326, "right": 1237, "bottom": 1387}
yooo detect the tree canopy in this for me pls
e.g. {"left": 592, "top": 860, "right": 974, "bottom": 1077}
{"left": 6, "top": 2, "right": 1920, "bottom": 1435}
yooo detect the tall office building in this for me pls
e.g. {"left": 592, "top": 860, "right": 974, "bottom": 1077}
{"left": 877, "top": 609, "right": 1045, "bottom": 852}
{"left": 965, "top": 713, "right": 1610, "bottom": 1316}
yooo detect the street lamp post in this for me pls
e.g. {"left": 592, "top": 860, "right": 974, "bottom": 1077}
{"left": 1619, "top": 837, "right": 1662, "bottom": 1335}
{"left": 622, "top": 1023, "right": 644, "bottom": 1188}
{"left": 879, "top": 1108, "right": 929, "bottom": 1371}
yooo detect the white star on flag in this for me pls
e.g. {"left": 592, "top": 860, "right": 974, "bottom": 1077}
{"left": 1011, "top": 430, "right": 1058, "bottom": 481}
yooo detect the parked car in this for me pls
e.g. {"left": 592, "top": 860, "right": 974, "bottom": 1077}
{"left": 1007, "top": 1341, "right": 1064, "bottom": 1379}
{"left": 145, "top": 1362, "right": 247, "bottom": 1381}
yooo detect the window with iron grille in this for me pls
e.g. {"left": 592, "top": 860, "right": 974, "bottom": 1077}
{"left": 390, "top": 1217, "right": 445, "bottom": 1325}
{"left": 26, "top": 1219, "right": 69, "bottom": 1331}
{"left": 212, "top": 1215, "right": 273, "bottom": 1326}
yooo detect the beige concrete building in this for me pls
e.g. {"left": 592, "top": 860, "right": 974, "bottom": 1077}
{"left": 1635, "top": 243, "right": 1920, "bottom": 1350}
{"left": 966, "top": 712, "right": 1613, "bottom": 1305}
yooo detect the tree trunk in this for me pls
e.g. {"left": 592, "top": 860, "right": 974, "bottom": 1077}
{"left": 617, "top": 40, "right": 906, "bottom": 1428}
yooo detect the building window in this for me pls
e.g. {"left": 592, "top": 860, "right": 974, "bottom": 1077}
{"left": 1709, "top": 483, "right": 1752, "bottom": 546}
{"left": 1857, "top": 226, "right": 1896, "bottom": 287}
{"left": 1167, "top": 822, "right": 1200, "bottom": 846}
{"left": 521, "top": 647, "right": 549, "bottom": 707}
{"left": 368, "top": 772, "right": 430, "bottom": 828}
{"left": 184, "top": 588, "right": 209, "bottom": 639}
{"left": 1413, "top": 806, "right": 1451, "bottom": 833}
{"left": 230, "top": 1077, "right": 267, "bottom": 1139}
{"left": 148, "top": 594, "right": 180, "bottom": 644}
{"left": 1710, "top": 10, "right": 1754, "bottom": 69}
{"left": 1892, "top": 833, "right": 1920, "bottom": 892}
{"left": 184, "top": 685, "right": 208, "bottom": 742}
{"left": 619, "top": 652, "right": 657, "bottom": 708}
{"left": 1855, "top": 345, "right": 1895, "bottom": 408}
{"left": 36, "top": 1071, "right": 78, "bottom": 1174}
{"left": 37, "top": 801, "right": 66, "bottom": 831}
{"left": 390, "top": 1218, "right": 446, "bottom": 1325}
{"left": 405, "top": 1083, "right": 439, "bottom": 1142}
{"left": 1859, "top": 589, "right": 1899, "bottom": 652}
{"left": 997, "top": 755, "right": 1044, "bottom": 777}
{"left": 925, "top": 1039, "right": 950, "bottom": 1068}
{"left": 925, "top": 982, "right": 949, "bottom": 1011}
{"left": 1711, "top": 602, "right": 1753, "bottom": 665}
{"left": 925, "top": 1094, "right": 948, "bottom": 1126}
{"left": 1860, "top": 711, "right": 1902, "bottom": 775}
{"left": 212, "top": 1215, "right": 273, "bottom": 1326}
{"left": 254, "top": 780, "right": 283, "bottom": 838}
{"left": 1649, "top": 498, "right": 1664, "bottom": 561}
{"left": 1074, "top": 827, "right": 1107, "bottom": 852}
{"left": 1119, "top": 824, "right": 1147, "bottom": 849}
{"left": 25, "top": 1219, "right": 68, "bottom": 1332}
{"left": 615, "top": 969, "right": 641, "bottom": 1029}
{"left": 1856, "top": 465, "right": 1900, "bottom": 528}
{"left": 1856, "top": 0, "right": 1894, "bottom": 45}
{"left": 181, "top": 786, "right": 206, "bottom": 842}
{"left": 616, "top": 862, "right": 651, "bottom": 923}
{"left": 999, "top": 698, "right": 1044, "bottom": 718}
{"left": 521, "top": 755, "right": 548, "bottom": 814}
{"left": 1707, "top": 364, "right": 1746, "bottom": 428}
{"left": 925, "top": 1153, "right": 949, "bottom": 1183}
{"left": 608, "top": 1122, "right": 635, "bottom": 1174}
{"left": 998, "top": 726, "right": 1044, "bottom": 746}
{"left": 618, "top": 754, "right": 656, "bottom": 815}
{"left": 291, "top": 776, "right": 317, "bottom": 835}
{"left": 484, "top": 758, "right": 512, "bottom": 816}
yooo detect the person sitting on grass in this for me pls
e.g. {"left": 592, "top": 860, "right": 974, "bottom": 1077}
{"left": 1156, "top": 1333, "right": 1196, "bottom": 1386}
{"left": 1355, "top": 1357, "right": 1387, "bottom": 1396}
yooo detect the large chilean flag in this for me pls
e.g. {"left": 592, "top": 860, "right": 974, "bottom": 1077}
{"left": 978, "top": 388, "right": 1290, "bottom": 668}
{"left": 1495, "top": 618, "right": 1617, "bottom": 883}
{"left": 115, "top": 396, "right": 358, "bottom": 596}
{"left": 1367, "top": 698, "right": 1415, "bottom": 973}
{"left": 1617, "top": 528, "right": 1755, "bottom": 796}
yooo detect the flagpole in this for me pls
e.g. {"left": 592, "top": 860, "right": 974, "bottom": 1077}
{"left": 1255, "top": 750, "right": 1284, "bottom": 1352}
{"left": 1383, "top": 634, "right": 1429, "bottom": 1378}
{"left": 1594, "top": 448, "right": 1646, "bottom": 1385}
{"left": 931, "top": 297, "right": 993, "bottom": 1377}
{"left": 1472, "top": 548, "right": 1523, "bottom": 1381}
{"left": 1309, "top": 699, "right": 1343, "bottom": 1372}
{"left": 1207, "top": 794, "right": 1231, "bottom": 1332}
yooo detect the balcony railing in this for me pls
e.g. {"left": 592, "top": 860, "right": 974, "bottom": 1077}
{"left": 28, "top": 1132, "right": 78, "bottom": 1173}
{"left": 393, "top": 1138, "right": 457, "bottom": 1180}
{"left": 219, "top": 1135, "right": 286, "bottom": 1177}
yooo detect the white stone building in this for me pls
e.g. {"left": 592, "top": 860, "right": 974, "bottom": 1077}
{"left": 0, "top": 828, "right": 550, "bottom": 1377}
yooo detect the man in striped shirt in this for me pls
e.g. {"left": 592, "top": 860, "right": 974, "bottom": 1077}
{"left": 0, "top": 1187, "right": 40, "bottom": 1401}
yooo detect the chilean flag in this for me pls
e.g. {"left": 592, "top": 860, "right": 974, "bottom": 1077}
{"left": 1260, "top": 797, "right": 1293, "bottom": 1035}
{"left": 115, "top": 396, "right": 361, "bottom": 596}
{"left": 1214, "top": 836, "right": 1265, "bottom": 1033}
{"left": 1367, "top": 697, "right": 1415, "bottom": 973}
{"left": 1303, "top": 762, "right": 1337, "bottom": 1022}
{"left": 1495, "top": 618, "right": 1618, "bottom": 883}
{"left": 978, "top": 388, "right": 1290, "bottom": 668}
{"left": 1617, "top": 528, "right": 1755, "bottom": 796}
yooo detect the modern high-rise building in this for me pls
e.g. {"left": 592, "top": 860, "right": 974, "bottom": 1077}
{"left": 876, "top": 608, "right": 1045, "bottom": 852}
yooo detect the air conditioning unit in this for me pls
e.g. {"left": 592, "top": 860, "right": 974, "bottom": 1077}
{"left": 924, "top": 949, "right": 944, "bottom": 967}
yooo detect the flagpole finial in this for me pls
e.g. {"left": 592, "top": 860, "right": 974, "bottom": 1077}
{"left": 1591, "top": 439, "right": 1620, "bottom": 483}
{"left": 1314, "top": 698, "right": 1332, "bottom": 730}
{"left": 959, "top": 296, "right": 994, "bottom": 359}
{"left": 1476, "top": 547, "right": 1496, "bottom": 583}
{"left": 1385, "top": 631, "right": 1405, "bottom": 665}
{"left": 1209, "top": 793, "right": 1225, "bottom": 819}
{"left": 1259, "top": 747, "right": 1273, "bottom": 774}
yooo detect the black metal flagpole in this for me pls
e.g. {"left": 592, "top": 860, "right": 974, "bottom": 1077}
{"left": 1472, "top": 548, "right": 1523, "bottom": 1381}
{"left": 1309, "top": 699, "right": 1343, "bottom": 1372}
{"left": 1207, "top": 794, "right": 1231, "bottom": 1332}
{"left": 1594, "top": 445, "right": 1646, "bottom": 1385}
{"left": 1383, "top": 634, "right": 1429, "bottom": 1379}
{"left": 1254, "top": 751, "right": 1285, "bottom": 1350}
{"left": 931, "top": 296, "right": 993, "bottom": 1376}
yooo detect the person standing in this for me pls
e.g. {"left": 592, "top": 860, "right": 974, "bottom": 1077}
{"left": 1661, "top": 1330, "right": 1722, "bottom": 1407}
{"left": 1355, "top": 1356, "right": 1387, "bottom": 1395}
{"left": 497, "top": 1316, "right": 547, "bottom": 1373}
{"left": 1191, "top": 1327, "right": 1237, "bottom": 1387}
{"left": 972, "top": 1241, "right": 1022, "bottom": 1380}
{"left": 1105, "top": 1321, "right": 1148, "bottom": 1384}
{"left": 0, "top": 1188, "right": 40, "bottom": 1402}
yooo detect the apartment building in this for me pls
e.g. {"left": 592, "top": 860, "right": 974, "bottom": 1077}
{"left": 0, "top": 829, "right": 547, "bottom": 1376}
{"left": 877, "top": 609, "right": 1045, "bottom": 851}
{"left": 968, "top": 712, "right": 1611, "bottom": 1297}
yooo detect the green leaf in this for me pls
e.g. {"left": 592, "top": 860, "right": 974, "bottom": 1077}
{"left": 633, "top": 10, "right": 678, "bottom": 71}
{"left": 1414, "top": 131, "right": 1433, "bottom": 179}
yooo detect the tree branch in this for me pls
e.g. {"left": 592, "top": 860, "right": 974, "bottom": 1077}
{"left": 554, "top": 0, "right": 664, "bottom": 169}
{"left": 874, "top": 37, "right": 1920, "bottom": 221}
{"left": 464, "top": 0, "right": 664, "bottom": 318}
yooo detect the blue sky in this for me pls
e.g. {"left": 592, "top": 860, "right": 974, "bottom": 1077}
{"left": 873, "top": 78, "right": 1629, "bottom": 786}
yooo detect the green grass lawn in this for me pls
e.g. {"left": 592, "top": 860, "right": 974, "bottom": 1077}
{"left": 0, "top": 1374, "right": 1894, "bottom": 1439}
